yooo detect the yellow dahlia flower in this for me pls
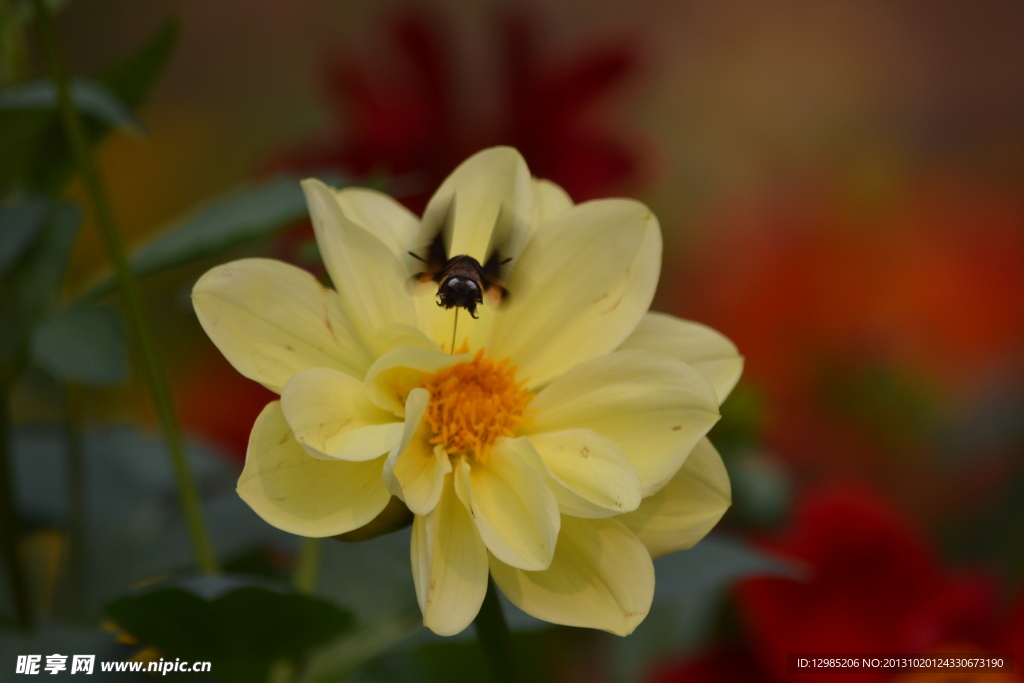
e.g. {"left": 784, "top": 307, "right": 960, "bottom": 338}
{"left": 192, "top": 147, "right": 740, "bottom": 636}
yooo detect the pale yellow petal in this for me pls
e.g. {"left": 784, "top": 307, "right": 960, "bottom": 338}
{"left": 619, "top": 312, "right": 743, "bottom": 404}
{"left": 280, "top": 367, "right": 402, "bottom": 461}
{"left": 419, "top": 147, "right": 533, "bottom": 263}
{"left": 192, "top": 258, "right": 373, "bottom": 392}
{"left": 489, "top": 516, "right": 654, "bottom": 635}
{"left": 461, "top": 438, "right": 560, "bottom": 571}
{"left": 383, "top": 388, "right": 451, "bottom": 515}
{"left": 237, "top": 402, "right": 390, "bottom": 537}
{"left": 526, "top": 430, "right": 642, "bottom": 518}
{"left": 371, "top": 323, "right": 440, "bottom": 356}
{"left": 527, "top": 350, "right": 719, "bottom": 495}
{"left": 411, "top": 476, "right": 488, "bottom": 636}
{"left": 532, "top": 178, "right": 573, "bottom": 226}
{"left": 364, "top": 347, "right": 472, "bottom": 416}
{"left": 619, "top": 438, "right": 731, "bottom": 558}
{"left": 491, "top": 200, "right": 661, "bottom": 388}
{"left": 302, "top": 179, "right": 417, "bottom": 338}
{"left": 334, "top": 187, "right": 419, "bottom": 258}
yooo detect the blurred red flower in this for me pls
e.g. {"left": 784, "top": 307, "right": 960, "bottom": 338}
{"left": 652, "top": 485, "right": 1024, "bottom": 683}
{"left": 272, "top": 9, "right": 646, "bottom": 211}
{"left": 670, "top": 180, "right": 1024, "bottom": 506}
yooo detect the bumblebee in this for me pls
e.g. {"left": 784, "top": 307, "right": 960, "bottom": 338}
{"left": 408, "top": 197, "right": 515, "bottom": 319}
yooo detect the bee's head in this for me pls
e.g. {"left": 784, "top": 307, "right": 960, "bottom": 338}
{"left": 437, "top": 276, "right": 483, "bottom": 316}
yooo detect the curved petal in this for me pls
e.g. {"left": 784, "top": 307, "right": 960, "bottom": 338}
{"left": 413, "top": 148, "right": 533, "bottom": 349}
{"left": 192, "top": 258, "right": 373, "bottom": 392}
{"left": 420, "top": 147, "right": 533, "bottom": 263}
{"left": 619, "top": 438, "right": 731, "bottom": 558}
{"left": 280, "top": 367, "right": 402, "bottom": 461}
{"left": 491, "top": 199, "right": 661, "bottom": 388}
{"left": 489, "top": 516, "right": 654, "bottom": 635}
{"left": 334, "top": 187, "right": 419, "bottom": 258}
{"left": 302, "top": 179, "right": 417, "bottom": 340}
{"left": 371, "top": 323, "right": 440, "bottom": 356}
{"left": 457, "top": 439, "right": 560, "bottom": 571}
{"left": 411, "top": 475, "right": 489, "bottom": 636}
{"left": 619, "top": 312, "right": 743, "bottom": 404}
{"left": 383, "top": 388, "right": 452, "bottom": 515}
{"left": 237, "top": 402, "right": 390, "bottom": 537}
{"left": 532, "top": 178, "right": 573, "bottom": 227}
{"left": 364, "top": 347, "right": 472, "bottom": 416}
{"left": 526, "top": 429, "right": 642, "bottom": 518}
{"left": 527, "top": 350, "right": 719, "bottom": 496}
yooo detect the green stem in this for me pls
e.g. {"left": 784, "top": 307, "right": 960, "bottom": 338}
{"left": 0, "top": 386, "right": 33, "bottom": 630}
{"left": 474, "top": 579, "right": 520, "bottom": 683}
{"left": 32, "top": 0, "right": 219, "bottom": 574}
{"left": 0, "top": 0, "right": 31, "bottom": 85}
{"left": 60, "top": 384, "right": 85, "bottom": 619}
{"left": 276, "top": 538, "right": 321, "bottom": 682}
{"left": 292, "top": 537, "right": 321, "bottom": 596}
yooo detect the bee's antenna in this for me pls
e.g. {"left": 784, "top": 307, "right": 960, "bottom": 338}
{"left": 408, "top": 251, "right": 427, "bottom": 263}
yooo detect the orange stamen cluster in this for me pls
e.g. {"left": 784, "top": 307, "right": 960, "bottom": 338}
{"left": 420, "top": 350, "right": 532, "bottom": 462}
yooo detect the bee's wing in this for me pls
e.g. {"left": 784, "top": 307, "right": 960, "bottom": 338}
{"left": 406, "top": 194, "right": 456, "bottom": 295}
{"left": 479, "top": 202, "right": 528, "bottom": 308}
{"left": 408, "top": 194, "right": 455, "bottom": 269}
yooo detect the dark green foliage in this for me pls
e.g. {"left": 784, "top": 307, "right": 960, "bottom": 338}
{"left": 106, "top": 581, "right": 354, "bottom": 683}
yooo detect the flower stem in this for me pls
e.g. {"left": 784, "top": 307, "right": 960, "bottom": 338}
{"left": 60, "top": 384, "right": 85, "bottom": 619}
{"left": 474, "top": 579, "right": 521, "bottom": 683}
{"left": 292, "top": 537, "right": 321, "bottom": 595}
{"left": 0, "top": 386, "right": 33, "bottom": 630}
{"left": 31, "top": 0, "right": 219, "bottom": 575}
{"left": 273, "top": 539, "right": 321, "bottom": 683}
{"left": 0, "top": 0, "right": 30, "bottom": 85}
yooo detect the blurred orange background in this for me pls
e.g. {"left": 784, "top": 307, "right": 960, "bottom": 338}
{"left": 49, "top": 0, "right": 1024, "bottom": 676}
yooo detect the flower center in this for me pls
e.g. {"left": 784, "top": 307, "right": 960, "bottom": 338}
{"left": 420, "top": 349, "right": 531, "bottom": 462}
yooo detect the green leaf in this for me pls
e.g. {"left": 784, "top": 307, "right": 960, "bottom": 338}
{"left": 13, "top": 425, "right": 235, "bottom": 527}
{"left": 0, "top": 198, "right": 78, "bottom": 370}
{"left": 652, "top": 533, "right": 805, "bottom": 599}
{"left": 725, "top": 451, "right": 791, "bottom": 528}
{"left": 10, "top": 200, "right": 78, "bottom": 312}
{"left": 0, "top": 195, "right": 47, "bottom": 273}
{"left": 0, "top": 79, "right": 143, "bottom": 132}
{"left": 106, "top": 581, "right": 354, "bottom": 683}
{"left": 11, "top": 425, "right": 285, "bottom": 617}
{"left": 0, "top": 16, "right": 178, "bottom": 196}
{"left": 97, "top": 17, "right": 180, "bottom": 110}
{"left": 81, "top": 174, "right": 342, "bottom": 301}
{"left": 29, "top": 304, "right": 127, "bottom": 384}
